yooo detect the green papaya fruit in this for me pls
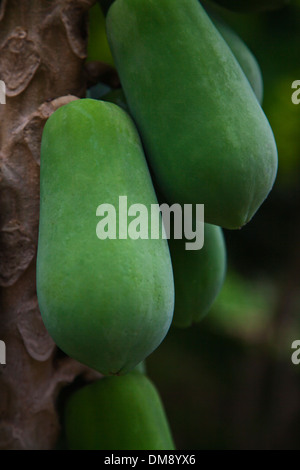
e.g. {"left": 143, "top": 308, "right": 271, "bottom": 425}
{"left": 102, "top": 22, "right": 264, "bottom": 105}
{"left": 106, "top": 0, "right": 278, "bottom": 230}
{"left": 210, "top": 14, "right": 263, "bottom": 103}
{"left": 206, "top": 0, "right": 290, "bottom": 13}
{"left": 64, "top": 373, "right": 176, "bottom": 450}
{"left": 37, "top": 98, "right": 174, "bottom": 376}
{"left": 102, "top": 88, "right": 128, "bottom": 111}
{"left": 101, "top": 86, "right": 228, "bottom": 339}
{"left": 170, "top": 223, "right": 226, "bottom": 328}
{"left": 86, "top": 2, "right": 114, "bottom": 65}
{"left": 134, "top": 360, "right": 147, "bottom": 375}
{"left": 97, "top": 3, "right": 263, "bottom": 104}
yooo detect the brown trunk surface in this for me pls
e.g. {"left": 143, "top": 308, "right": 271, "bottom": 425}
{"left": 0, "top": 0, "right": 101, "bottom": 450}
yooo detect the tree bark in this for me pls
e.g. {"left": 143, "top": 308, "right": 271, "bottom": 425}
{"left": 0, "top": 0, "right": 100, "bottom": 450}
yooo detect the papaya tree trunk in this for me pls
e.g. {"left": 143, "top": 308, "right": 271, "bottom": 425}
{"left": 0, "top": 0, "right": 101, "bottom": 450}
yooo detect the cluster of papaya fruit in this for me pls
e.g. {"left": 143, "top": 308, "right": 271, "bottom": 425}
{"left": 36, "top": 0, "right": 282, "bottom": 450}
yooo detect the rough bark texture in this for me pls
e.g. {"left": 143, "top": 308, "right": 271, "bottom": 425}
{"left": 0, "top": 0, "right": 102, "bottom": 450}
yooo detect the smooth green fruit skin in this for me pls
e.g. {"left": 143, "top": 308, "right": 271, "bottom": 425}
{"left": 170, "top": 224, "right": 226, "bottom": 328}
{"left": 103, "top": 21, "right": 264, "bottom": 106}
{"left": 87, "top": 2, "right": 114, "bottom": 65}
{"left": 36, "top": 98, "right": 174, "bottom": 376}
{"left": 211, "top": 15, "right": 264, "bottom": 104}
{"left": 102, "top": 88, "right": 128, "bottom": 111}
{"left": 64, "top": 373, "right": 176, "bottom": 450}
{"left": 102, "top": 32, "right": 263, "bottom": 123}
{"left": 207, "top": 0, "right": 289, "bottom": 13}
{"left": 106, "top": 0, "right": 278, "bottom": 230}
{"left": 134, "top": 360, "right": 147, "bottom": 375}
{"left": 102, "top": 21, "right": 264, "bottom": 105}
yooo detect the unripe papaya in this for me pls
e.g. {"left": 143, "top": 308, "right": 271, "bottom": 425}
{"left": 102, "top": 21, "right": 264, "bottom": 105}
{"left": 86, "top": 2, "right": 114, "bottom": 66}
{"left": 134, "top": 360, "right": 146, "bottom": 374}
{"left": 37, "top": 98, "right": 174, "bottom": 376}
{"left": 210, "top": 14, "right": 264, "bottom": 103}
{"left": 64, "top": 372, "right": 176, "bottom": 450}
{"left": 206, "top": 0, "right": 290, "bottom": 13}
{"left": 102, "top": 88, "right": 128, "bottom": 111}
{"left": 170, "top": 224, "right": 226, "bottom": 328}
{"left": 106, "top": 0, "right": 278, "bottom": 229}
